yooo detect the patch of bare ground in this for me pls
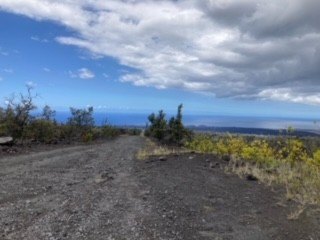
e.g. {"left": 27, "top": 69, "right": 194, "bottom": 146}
{"left": 136, "top": 152, "right": 320, "bottom": 239}
{"left": 0, "top": 136, "right": 319, "bottom": 239}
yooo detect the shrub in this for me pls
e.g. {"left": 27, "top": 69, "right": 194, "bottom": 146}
{"left": 310, "top": 149, "right": 320, "bottom": 167}
{"left": 119, "top": 128, "right": 142, "bottom": 136}
{"left": 82, "top": 131, "right": 94, "bottom": 143}
{"left": 66, "top": 107, "right": 95, "bottom": 140}
{"left": 146, "top": 104, "right": 192, "bottom": 145}
{"left": 185, "top": 134, "right": 216, "bottom": 153}
{"left": 147, "top": 110, "right": 167, "bottom": 141}
{"left": 26, "top": 119, "right": 58, "bottom": 143}
{"left": 241, "top": 139, "right": 275, "bottom": 166}
{"left": 128, "top": 128, "right": 142, "bottom": 136}
{"left": 67, "top": 107, "right": 94, "bottom": 128}
{"left": 101, "top": 125, "right": 120, "bottom": 138}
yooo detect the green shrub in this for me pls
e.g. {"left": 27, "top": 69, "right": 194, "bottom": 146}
{"left": 186, "top": 134, "right": 216, "bottom": 153}
{"left": 126, "top": 128, "right": 142, "bottom": 136}
{"left": 310, "top": 149, "right": 320, "bottom": 167}
{"left": 147, "top": 110, "right": 167, "bottom": 141}
{"left": 101, "top": 125, "right": 120, "bottom": 138}
{"left": 82, "top": 131, "right": 94, "bottom": 143}
{"left": 26, "top": 119, "right": 58, "bottom": 143}
{"left": 65, "top": 107, "right": 95, "bottom": 140}
{"left": 146, "top": 104, "right": 192, "bottom": 145}
{"left": 67, "top": 107, "right": 94, "bottom": 128}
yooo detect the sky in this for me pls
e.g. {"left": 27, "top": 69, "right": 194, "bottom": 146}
{"left": 0, "top": 0, "right": 320, "bottom": 118}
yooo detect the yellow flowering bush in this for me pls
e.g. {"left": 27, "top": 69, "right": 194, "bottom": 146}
{"left": 185, "top": 134, "right": 216, "bottom": 153}
{"left": 185, "top": 133, "right": 320, "bottom": 204}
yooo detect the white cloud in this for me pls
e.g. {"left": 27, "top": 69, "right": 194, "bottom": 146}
{"left": 26, "top": 81, "right": 37, "bottom": 87}
{"left": 0, "top": 76, "right": 3, "bottom": 81}
{"left": 0, "top": 0, "right": 320, "bottom": 104}
{"left": 69, "top": 68, "right": 95, "bottom": 79}
{"left": 2, "top": 68, "right": 13, "bottom": 73}
{"left": 258, "top": 89, "right": 320, "bottom": 105}
{"left": 31, "top": 36, "right": 49, "bottom": 43}
{"left": 78, "top": 68, "right": 95, "bottom": 79}
{"left": 43, "top": 67, "right": 51, "bottom": 72}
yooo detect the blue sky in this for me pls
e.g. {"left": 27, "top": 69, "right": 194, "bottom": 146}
{"left": 0, "top": 1, "right": 320, "bottom": 119}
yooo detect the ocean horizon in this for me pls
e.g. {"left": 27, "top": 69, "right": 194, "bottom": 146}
{"left": 51, "top": 111, "right": 319, "bottom": 130}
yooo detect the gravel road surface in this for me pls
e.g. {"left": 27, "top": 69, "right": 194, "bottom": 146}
{"left": 0, "top": 136, "right": 319, "bottom": 239}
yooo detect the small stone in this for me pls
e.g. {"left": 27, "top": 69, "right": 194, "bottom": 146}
{"left": 159, "top": 156, "right": 167, "bottom": 161}
{"left": 222, "top": 155, "right": 230, "bottom": 162}
{"left": 246, "top": 174, "right": 258, "bottom": 181}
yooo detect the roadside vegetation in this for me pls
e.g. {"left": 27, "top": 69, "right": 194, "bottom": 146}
{"left": 185, "top": 133, "right": 320, "bottom": 205}
{"left": 142, "top": 104, "right": 320, "bottom": 207}
{"left": 0, "top": 86, "right": 141, "bottom": 145}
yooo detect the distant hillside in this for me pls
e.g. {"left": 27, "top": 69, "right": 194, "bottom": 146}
{"left": 188, "top": 126, "right": 320, "bottom": 137}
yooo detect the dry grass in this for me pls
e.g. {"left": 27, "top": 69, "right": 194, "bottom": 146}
{"left": 287, "top": 206, "right": 306, "bottom": 220}
{"left": 226, "top": 158, "right": 320, "bottom": 207}
{"left": 136, "top": 138, "right": 191, "bottom": 160}
{"left": 225, "top": 158, "right": 320, "bottom": 220}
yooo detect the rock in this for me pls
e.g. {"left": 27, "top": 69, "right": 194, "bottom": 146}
{"left": 0, "top": 137, "right": 13, "bottom": 145}
{"left": 159, "top": 156, "right": 167, "bottom": 161}
{"left": 246, "top": 174, "right": 258, "bottom": 181}
{"left": 222, "top": 154, "right": 230, "bottom": 162}
{"left": 209, "top": 162, "right": 219, "bottom": 168}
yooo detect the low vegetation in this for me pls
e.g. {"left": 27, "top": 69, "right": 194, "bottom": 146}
{"left": 136, "top": 138, "right": 191, "bottom": 160}
{"left": 0, "top": 87, "right": 141, "bottom": 145}
{"left": 186, "top": 133, "right": 320, "bottom": 205}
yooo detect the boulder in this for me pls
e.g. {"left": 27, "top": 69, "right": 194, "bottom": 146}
{"left": 0, "top": 137, "right": 13, "bottom": 145}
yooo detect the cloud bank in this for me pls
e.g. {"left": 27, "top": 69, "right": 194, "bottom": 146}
{"left": 0, "top": 0, "right": 319, "bottom": 104}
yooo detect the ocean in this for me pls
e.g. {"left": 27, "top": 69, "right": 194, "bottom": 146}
{"left": 54, "top": 112, "right": 319, "bottom": 130}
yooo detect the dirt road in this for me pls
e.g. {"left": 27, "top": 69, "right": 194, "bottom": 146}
{"left": 0, "top": 136, "right": 319, "bottom": 239}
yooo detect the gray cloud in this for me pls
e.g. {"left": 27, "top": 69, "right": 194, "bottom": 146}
{"left": 0, "top": 0, "right": 320, "bottom": 104}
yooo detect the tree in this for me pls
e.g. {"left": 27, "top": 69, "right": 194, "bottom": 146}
{"left": 2, "top": 86, "right": 37, "bottom": 139}
{"left": 147, "top": 110, "right": 167, "bottom": 141}
{"left": 146, "top": 104, "right": 192, "bottom": 144}
{"left": 67, "top": 106, "right": 95, "bottom": 128}
{"left": 42, "top": 105, "right": 56, "bottom": 121}
{"left": 168, "top": 104, "right": 185, "bottom": 143}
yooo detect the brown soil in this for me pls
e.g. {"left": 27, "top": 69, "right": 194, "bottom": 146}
{"left": 0, "top": 136, "right": 319, "bottom": 239}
